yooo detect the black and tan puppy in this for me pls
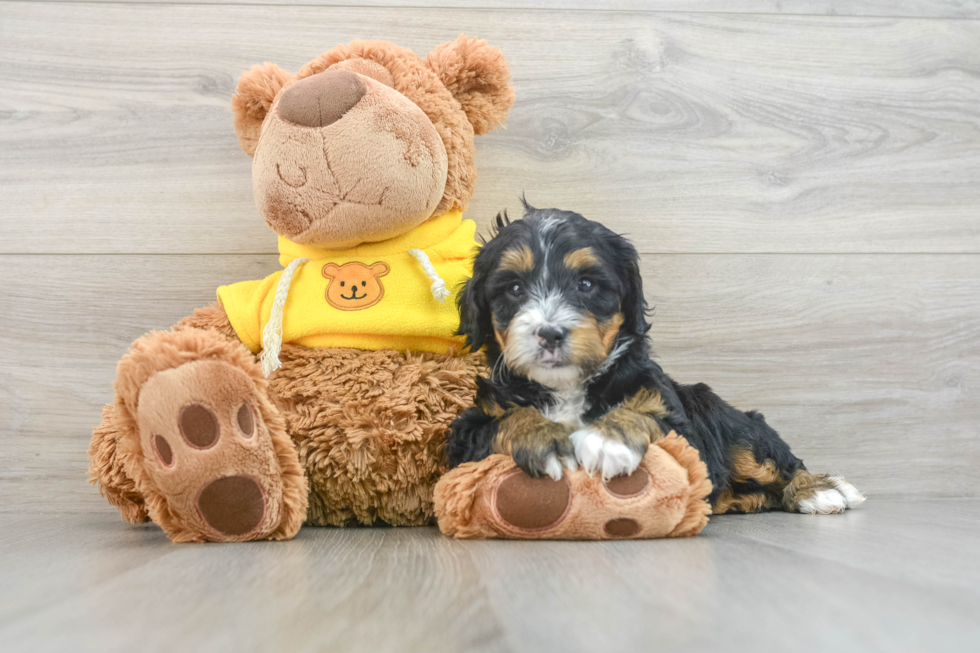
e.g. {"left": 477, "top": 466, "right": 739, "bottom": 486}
{"left": 447, "top": 203, "right": 865, "bottom": 515}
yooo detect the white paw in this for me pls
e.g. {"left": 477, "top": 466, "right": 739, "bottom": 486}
{"left": 541, "top": 453, "right": 578, "bottom": 481}
{"left": 569, "top": 428, "right": 643, "bottom": 481}
{"left": 830, "top": 475, "right": 867, "bottom": 508}
{"left": 542, "top": 454, "right": 563, "bottom": 481}
{"left": 797, "top": 476, "right": 866, "bottom": 514}
{"left": 797, "top": 489, "right": 848, "bottom": 514}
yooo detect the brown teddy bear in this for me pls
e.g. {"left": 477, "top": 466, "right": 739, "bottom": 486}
{"left": 88, "top": 37, "right": 514, "bottom": 543}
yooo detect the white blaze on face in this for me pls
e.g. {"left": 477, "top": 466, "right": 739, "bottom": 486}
{"left": 535, "top": 215, "right": 562, "bottom": 283}
{"left": 501, "top": 289, "right": 585, "bottom": 388}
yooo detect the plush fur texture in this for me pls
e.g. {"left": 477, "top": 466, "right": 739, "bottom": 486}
{"left": 231, "top": 62, "right": 293, "bottom": 157}
{"left": 425, "top": 35, "right": 515, "bottom": 137}
{"left": 270, "top": 343, "right": 485, "bottom": 526}
{"left": 88, "top": 38, "right": 512, "bottom": 541}
{"left": 446, "top": 205, "right": 866, "bottom": 531}
{"left": 89, "top": 404, "right": 149, "bottom": 524}
{"left": 435, "top": 431, "right": 712, "bottom": 540}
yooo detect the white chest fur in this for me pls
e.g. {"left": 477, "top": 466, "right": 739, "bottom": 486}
{"left": 542, "top": 386, "right": 588, "bottom": 428}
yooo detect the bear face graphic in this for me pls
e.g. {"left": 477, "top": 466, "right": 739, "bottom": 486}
{"left": 322, "top": 261, "right": 390, "bottom": 310}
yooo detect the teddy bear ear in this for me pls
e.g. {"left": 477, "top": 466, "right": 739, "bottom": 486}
{"left": 425, "top": 35, "right": 515, "bottom": 135}
{"left": 230, "top": 62, "right": 293, "bottom": 156}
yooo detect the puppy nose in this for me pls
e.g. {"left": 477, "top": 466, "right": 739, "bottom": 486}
{"left": 277, "top": 69, "right": 367, "bottom": 128}
{"left": 538, "top": 326, "right": 569, "bottom": 349}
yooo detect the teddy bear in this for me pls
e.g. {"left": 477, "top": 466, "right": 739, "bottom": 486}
{"left": 88, "top": 36, "right": 514, "bottom": 543}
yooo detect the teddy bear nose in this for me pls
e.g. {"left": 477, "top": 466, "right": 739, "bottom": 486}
{"left": 277, "top": 69, "right": 367, "bottom": 128}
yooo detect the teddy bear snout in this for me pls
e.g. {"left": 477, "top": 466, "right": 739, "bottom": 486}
{"left": 277, "top": 69, "right": 367, "bottom": 128}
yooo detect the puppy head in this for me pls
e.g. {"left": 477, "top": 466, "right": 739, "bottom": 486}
{"left": 459, "top": 203, "right": 648, "bottom": 387}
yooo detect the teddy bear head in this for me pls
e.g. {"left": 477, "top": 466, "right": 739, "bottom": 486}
{"left": 231, "top": 37, "right": 514, "bottom": 249}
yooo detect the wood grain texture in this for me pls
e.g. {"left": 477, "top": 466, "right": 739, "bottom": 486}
{"left": 1, "top": 253, "right": 978, "bottom": 513}
{"left": 3, "top": 4, "right": 980, "bottom": 254}
{"left": 2, "top": 503, "right": 979, "bottom": 652}
{"left": 21, "top": 1, "right": 980, "bottom": 19}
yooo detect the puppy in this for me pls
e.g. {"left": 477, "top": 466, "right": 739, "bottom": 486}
{"left": 447, "top": 203, "right": 866, "bottom": 515}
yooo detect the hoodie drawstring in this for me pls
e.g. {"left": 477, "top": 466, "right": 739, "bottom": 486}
{"left": 260, "top": 257, "right": 308, "bottom": 377}
{"left": 408, "top": 249, "right": 451, "bottom": 302}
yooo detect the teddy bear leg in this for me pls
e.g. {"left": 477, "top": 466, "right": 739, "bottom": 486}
{"left": 110, "top": 323, "right": 308, "bottom": 542}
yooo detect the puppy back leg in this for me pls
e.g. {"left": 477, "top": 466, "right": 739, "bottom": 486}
{"left": 677, "top": 383, "right": 865, "bottom": 515}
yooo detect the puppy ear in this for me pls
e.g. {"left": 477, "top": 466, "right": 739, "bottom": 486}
{"left": 425, "top": 35, "right": 515, "bottom": 135}
{"left": 614, "top": 236, "right": 651, "bottom": 337}
{"left": 231, "top": 62, "right": 293, "bottom": 156}
{"left": 456, "top": 253, "right": 494, "bottom": 352}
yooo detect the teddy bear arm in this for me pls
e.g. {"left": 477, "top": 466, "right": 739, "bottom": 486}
{"left": 174, "top": 302, "right": 240, "bottom": 340}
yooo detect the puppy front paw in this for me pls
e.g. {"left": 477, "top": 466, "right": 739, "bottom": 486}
{"left": 496, "top": 407, "right": 575, "bottom": 480}
{"left": 509, "top": 425, "right": 575, "bottom": 481}
{"left": 569, "top": 428, "right": 645, "bottom": 481}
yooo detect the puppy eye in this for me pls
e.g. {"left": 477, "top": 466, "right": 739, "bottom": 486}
{"left": 361, "top": 281, "right": 366, "bottom": 287}
{"left": 507, "top": 282, "right": 524, "bottom": 298}
{"left": 340, "top": 281, "right": 345, "bottom": 287}
{"left": 578, "top": 278, "right": 594, "bottom": 292}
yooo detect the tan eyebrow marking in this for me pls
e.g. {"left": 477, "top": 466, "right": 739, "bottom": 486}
{"left": 499, "top": 245, "right": 534, "bottom": 272}
{"left": 563, "top": 247, "right": 599, "bottom": 270}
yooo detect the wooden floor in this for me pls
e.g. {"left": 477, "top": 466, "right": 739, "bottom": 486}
{"left": 0, "top": 499, "right": 977, "bottom": 652}
{"left": 2, "top": 1, "right": 980, "bottom": 651}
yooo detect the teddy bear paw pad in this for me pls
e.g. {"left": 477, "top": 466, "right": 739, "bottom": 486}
{"left": 604, "top": 518, "right": 641, "bottom": 538}
{"left": 603, "top": 467, "right": 651, "bottom": 498}
{"left": 197, "top": 475, "right": 266, "bottom": 537}
{"left": 136, "top": 359, "right": 286, "bottom": 541}
{"left": 493, "top": 471, "right": 571, "bottom": 531}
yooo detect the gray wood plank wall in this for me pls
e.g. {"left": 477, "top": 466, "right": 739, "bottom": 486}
{"left": 1, "top": 1, "right": 978, "bottom": 512}
{"left": 20, "top": 1, "right": 980, "bottom": 19}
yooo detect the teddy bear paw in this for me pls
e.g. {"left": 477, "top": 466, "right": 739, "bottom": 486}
{"left": 135, "top": 359, "right": 288, "bottom": 542}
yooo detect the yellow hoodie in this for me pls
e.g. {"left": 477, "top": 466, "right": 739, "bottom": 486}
{"left": 217, "top": 211, "right": 476, "bottom": 359}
